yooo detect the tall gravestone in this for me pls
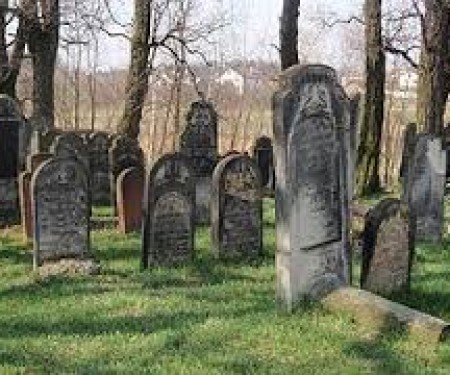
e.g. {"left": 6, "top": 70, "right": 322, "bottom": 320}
{"left": 252, "top": 136, "right": 275, "bottom": 192}
{"left": 180, "top": 100, "right": 218, "bottom": 224}
{"left": 0, "top": 95, "right": 25, "bottom": 227}
{"left": 348, "top": 93, "right": 362, "bottom": 199}
{"left": 109, "top": 136, "right": 144, "bottom": 210}
{"left": 408, "top": 134, "right": 446, "bottom": 242}
{"left": 361, "top": 198, "right": 415, "bottom": 295}
{"left": 117, "top": 167, "right": 144, "bottom": 234}
{"left": 32, "top": 157, "right": 90, "bottom": 268}
{"left": 87, "top": 132, "right": 112, "bottom": 205}
{"left": 273, "top": 65, "right": 351, "bottom": 310}
{"left": 211, "top": 154, "right": 263, "bottom": 260}
{"left": 142, "top": 153, "right": 195, "bottom": 268}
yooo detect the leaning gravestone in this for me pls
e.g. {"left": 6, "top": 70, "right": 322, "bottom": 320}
{"left": 50, "top": 133, "right": 89, "bottom": 170}
{"left": 142, "top": 153, "right": 195, "bottom": 268}
{"left": 211, "top": 154, "right": 263, "bottom": 260}
{"left": 361, "top": 198, "right": 415, "bottom": 295}
{"left": 180, "top": 100, "right": 218, "bottom": 224}
{"left": 273, "top": 64, "right": 351, "bottom": 310}
{"left": 0, "top": 95, "right": 26, "bottom": 227}
{"left": 252, "top": 136, "right": 275, "bottom": 191}
{"left": 117, "top": 167, "right": 144, "bottom": 234}
{"left": 109, "top": 136, "right": 144, "bottom": 210}
{"left": 408, "top": 134, "right": 446, "bottom": 242}
{"left": 32, "top": 157, "right": 90, "bottom": 268}
{"left": 87, "top": 132, "right": 112, "bottom": 205}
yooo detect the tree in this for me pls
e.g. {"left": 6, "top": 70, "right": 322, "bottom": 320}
{"left": 280, "top": 0, "right": 301, "bottom": 70}
{"left": 356, "top": 0, "right": 386, "bottom": 196}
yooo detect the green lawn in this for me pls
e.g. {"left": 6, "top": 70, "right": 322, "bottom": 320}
{"left": 1, "top": 199, "right": 450, "bottom": 373}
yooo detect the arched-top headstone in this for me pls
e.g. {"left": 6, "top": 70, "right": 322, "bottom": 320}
{"left": 117, "top": 167, "right": 144, "bottom": 234}
{"left": 51, "top": 133, "right": 89, "bottom": 170}
{"left": 211, "top": 154, "right": 263, "bottom": 260}
{"left": 252, "top": 136, "right": 275, "bottom": 190}
{"left": 273, "top": 64, "right": 351, "bottom": 309}
{"left": 142, "top": 153, "right": 195, "bottom": 268}
{"left": 180, "top": 100, "right": 218, "bottom": 177}
{"left": 31, "top": 157, "right": 90, "bottom": 268}
{"left": 361, "top": 198, "right": 415, "bottom": 295}
{"left": 87, "top": 132, "right": 112, "bottom": 205}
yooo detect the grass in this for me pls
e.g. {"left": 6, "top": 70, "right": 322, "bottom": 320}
{"left": 1, "top": 199, "right": 450, "bottom": 373}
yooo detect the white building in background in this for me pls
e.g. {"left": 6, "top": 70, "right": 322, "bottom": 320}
{"left": 217, "top": 68, "right": 245, "bottom": 95}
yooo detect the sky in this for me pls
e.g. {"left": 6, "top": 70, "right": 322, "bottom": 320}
{"left": 85, "top": 0, "right": 363, "bottom": 71}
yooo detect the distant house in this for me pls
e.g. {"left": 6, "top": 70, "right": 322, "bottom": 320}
{"left": 218, "top": 68, "right": 245, "bottom": 95}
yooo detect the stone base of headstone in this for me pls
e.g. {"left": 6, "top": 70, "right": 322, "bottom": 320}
{"left": 323, "top": 287, "right": 450, "bottom": 344}
{"left": 195, "top": 176, "right": 211, "bottom": 225}
{"left": 37, "top": 259, "right": 100, "bottom": 278}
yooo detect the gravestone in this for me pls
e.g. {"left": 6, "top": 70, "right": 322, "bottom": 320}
{"left": 348, "top": 93, "right": 362, "bottom": 199}
{"left": 117, "top": 167, "right": 144, "bottom": 234}
{"left": 273, "top": 64, "right": 351, "bottom": 310}
{"left": 180, "top": 100, "right": 218, "bottom": 224}
{"left": 142, "top": 153, "right": 195, "bottom": 268}
{"left": 400, "top": 123, "right": 417, "bottom": 202}
{"left": 252, "top": 136, "right": 275, "bottom": 191}
{"left": 408, "top": 134, "right": 446, "bottom": 242}
{"left": 32, "top": 157, "right": 90, "bottom": 268}
{"left": 19, "top": 153, "right": 53, "bottom": 240}
{"left": 109, "top": 136, "right": 144, "bottom": 210}
{"left": 211, "top": 154, "right": 263, "bottom": 260}
{"left": 0, "top": 95, "right": 24, "bottom": 227}
{"left": 50, "top": 133, "right": 89, "bottom": 170}
{"left": 87, "top": 132, "right": 111, "bottom": 205}
{"left": 361, "top": 198, "right": 415, "bottom": 295}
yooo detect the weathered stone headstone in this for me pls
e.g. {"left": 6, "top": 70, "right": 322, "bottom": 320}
{"left": 109, "top": 136, "right": 144, "bottom": 210}
{"left": 400, "top": 123, "right": 417, "bottom": 202}
{"left": 142, "top": 153, "right": 195, "bottom": 268}
{"left": 50, "top": 133, "right": 89, "bottom": 169}
{"left": 87, "top": 132, "right": 112, "bottom": 205}
{"left": 180, "top": 100, "right": 218, "bottom": 224}
{"left": 117, "top": 167, "right": 144, "bottom": 234}
{"left": 0, "top": 95, "right": 24, "bottom": 227}
{"left": 348, "top": 93, "right": 362, "bottom": 199}
{"left": 252, "top": 136, "right": 275, "bottom": 191}
{"left": 361, "top": 198, "right": 415, "bottom": 295}
{"left": 273, "top": 64, "right": 351, "bottom": 310}
{"left": 211, "top": 154, "right": 263, "bottom": 260}
{"left": 32, "top": 157, "right": 90, "bottom": 268}
{"left": 408, "top": 134, "right": 446, "bottom": 242}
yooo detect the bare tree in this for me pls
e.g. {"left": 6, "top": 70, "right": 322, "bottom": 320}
{"left": 280, "top": 0, "right": 300, "bottom": 70}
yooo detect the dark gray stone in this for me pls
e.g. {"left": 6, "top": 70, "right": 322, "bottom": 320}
{"left": 51, "top": 133, "right": 89, "bottom": 170}
{"left": 252, "top": 136, "right": 275, "bottom": 191}
{"left": 407, "top": 134, "right": 446, "bottom": 242}
{"left": 361, "top": 198, "right": 415, "bottom": 295}
{"left": 400, "top": 123, "right": 417, "bottom": 202}
{"left": 273, "top": 64, "right": 351, "bottom": 309}
{"left": 31, "top": 157, "right": 90, "bottom": 268}
{"left": 211, "top": 154, "right": 263, "bottom": 260}
{"left": 87, "top": 132, "right": 112, "bottom": 205}
{"left": 142, "top": 153, "right": 195, "bottom": 268}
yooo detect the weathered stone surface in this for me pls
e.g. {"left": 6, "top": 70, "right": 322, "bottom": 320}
{"left": 361, "top": 198, "right": 415, "bottom": 295}
{"left": 87, "top": 132, "right": 112, "bottom": 205}
{"left": 408, "top": 134, "right": 446, "bottom": 242}
{"left": 26, "top": 153, "right": 53, "bottom": 173}
{"left": 252, "top": 136, "right": 275, "bottom": 191}
{"left": 273, "top": 64, "right": 351, "bottom": 310}
{"left": 348, "top": 93, "right": 362, "bottom": 199}
{"left": 211, "top": 154, "right": 263, "bottom": 260}
{"left": 109, "top": 136, "right": 144, "bottom": 210}
{"left": 117, "top": 167, "right": 144, "bottom": 233}
{"left": 50, "top": 133, "right": 89, "bottom": 169}
{"left": 142, "top": 153, "right": 195, "bottom": 268}
{"left": 32, "top": 157, "right": 90, "bottom": 268}
{"left": 400, "top": 123, "right": 417, "bottom": 202}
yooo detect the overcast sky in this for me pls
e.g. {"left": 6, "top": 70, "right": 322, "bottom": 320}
{"left": 92, "top": 0, "right": 363, "bottom": 70}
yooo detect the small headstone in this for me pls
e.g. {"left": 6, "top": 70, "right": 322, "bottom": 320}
{"left": 142, "top": 153, "right": 195, "bottom": 268}
{"left": 31, "top": 157, "right": 90, "bottom": 268}
{"left": 180, "top": 100, "right": 218, "bottom": 224}
{"left": 51, "top": 133, "right": 89, "bottom": 170}
{"left": 408, "top": 134, "right": 446, "bottom": 242}
{"left": 117, "top": 167, "right": 144, "bottom": 234}
{"left": 361, "top": 198, "right": 415, "bottom": 295}
{"left": 252, "top": 136, "right": 275, "bottom": 191}
{"left": 211, "top": 154, "right": 263, "bottom": 260}
{"left": 87, "top": 132, "right": 112, "bottom": 205}
{"left": 109, "top": 136, "right": 144, "bottom": 210}
{"left": 273, "top": 64, "right": 351, "bottom": 309}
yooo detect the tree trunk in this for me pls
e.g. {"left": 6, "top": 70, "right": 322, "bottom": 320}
{"left": 117, "top": 0, "right": 151, "bottom": 139}
{"left": 356, "top": 0, "right": 385, "bottom": 196}
{"left": 420, "top": 0, "right": 450, "bottom": 135}
{"left": 280, "top": 0, "right": 300, "bottom": 70}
